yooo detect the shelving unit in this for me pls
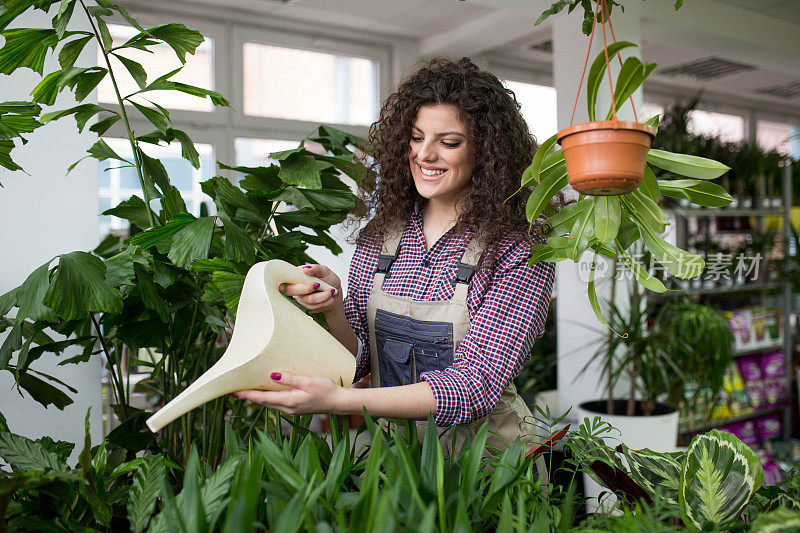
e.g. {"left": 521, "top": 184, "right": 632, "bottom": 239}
{"left": 670, "top": 164, "right": 795, "bottom": 441}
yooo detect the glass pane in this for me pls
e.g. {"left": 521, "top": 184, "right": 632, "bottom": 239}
{"left": 688, "top": 109, "right": 745, "bottom": 142}
{"left": 98, "top": 24, "right": 214, "bottom": 112}
{"left": 243, "top": 43, "right": 377, "bottom": 125}
{"left": 641, "top": 102, "right": 665, "bottom": 122}
{"left": 757, "top": 120, "right": 798, "bottom": 158}
{"left": 503, "top": 80, "right": 558, "bottom": 144}
{"left": 98, "top": 160, "right": 111, "bottom": 188}
{"left": 98, "top": 138, "right": 216, "bottom": 238}
{"left": 235, "top": 138, "right": 299, "bottom": 168}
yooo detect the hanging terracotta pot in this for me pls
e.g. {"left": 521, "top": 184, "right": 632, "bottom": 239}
{"left": 558, "top": 120, "right": 655, "bottom": 196}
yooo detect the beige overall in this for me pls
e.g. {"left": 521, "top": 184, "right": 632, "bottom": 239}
{"left": 365, "top": 228, "right": 548, "bottom": 482}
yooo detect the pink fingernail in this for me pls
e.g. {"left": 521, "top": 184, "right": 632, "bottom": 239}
{"left": 270, "top": 372, "right": 281, "bottom": 380}
{"left": 230, "top": 393, "right": 239, "bottom": 398}
{"left": 330, "top": 289, "right": 335, "bottom": 295}
{"left": 302, "top": 265, "right": 312, "bottom": 269}
{"left": 313, "top": 282, "right": 320, "bottom": 290}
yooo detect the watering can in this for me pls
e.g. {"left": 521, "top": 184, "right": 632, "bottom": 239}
{"left": 145, "top": 260, "right": 356, "bottom": 433}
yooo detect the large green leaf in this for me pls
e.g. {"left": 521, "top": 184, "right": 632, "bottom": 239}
{"left": 43, "top": 251, "right": 122, "bottom": 319}
{"left": 134, "top": 264, "right": 170, "bottom": 322}
{"left": 568, "top": 200, "right": 595, "bottom": 261}
{"left": 201, "top": 454, "right": 241, "bottom": 528}
{"left": 0, "top": 139, "right": 23, "bottom": 172}
{"left": 277, "top": 151, "right": 322, "bottom": 189}
{"left": 221, "top": 216, "right": 255, "bottom": 264}
{"left": 128, "top": 455, "right": 165, "bottom": 533}
{"left": 593, "top": 196, "right": 621, "bottom": 244}
{"left": 17, "top": 369, "right": 75, "bottom": 409}
{"left": 0, "top": 431, "right": 69, "bottom": 472}
{"left": 132, "top": 101, "right": 169, "bottom": 134}
{"left": 15, "top": 261, "right": 56, "bottom": 323}
{"left": 679, "top": 429, "right": 763, "bottom": 530}
{"left": 114, "top": 53, "right": 147, "bottom": 89}
{"left": 620, "top": 445, "right": 683, "bottom": 506}
{"left": 525, "top": 162, "right": 568, "bottom": 222}
{"left": 132, "top": 212, "right": 195, "bottom": 249}
{"left": 167, "top": 216, "right": 216, "bottom": 270}
{"left": 41, "top": 103, "right": 110, "bottom": 133}
{"left": 145, "top": 24, "right": 204, "bottom": 63}
{"left": 628, "top": 206, "right": 704, "bottom": 279}
{"left": 586, "top": 41, "right": 637, "bottom": 121}
{"left": 209, "top": 271, "right": 245, "bottom": 315}
{"left": 616, "top": 244, "right": 667, "bottom": 293}
{"left": 103, "top": 195, "right": 156, "bottom": 229}
{"left": 647, "top": 149, "right": 729, "bottom": 180}
{"left": 0, "top": 28, "right": 59, "bottom": 75}
{"left": 658, "top": 179, "right": 733, "bottom": 208}
{"left": 604, "top": 57, "right": 656, "bottom": 121}
{"left": 58, "top": 34, "right": 93, "bottom": 70}
{"left": 640, "top": 165, "right": 660, "bottom": 203}
{"left": 623, "top": 189, "right": 667, "bottom": 234}
{"left": 521, "top": 133, "right": 558, "bottom": 187}
{"left": 135, "top": 68, "right": 230, "bottom": 107}
{"left": 104, "top": 245, "right": 139, "bottom": 287}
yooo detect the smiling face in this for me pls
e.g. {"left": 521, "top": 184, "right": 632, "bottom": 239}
{"left": 408, "top": 104, "right": 475, "bottom": 211}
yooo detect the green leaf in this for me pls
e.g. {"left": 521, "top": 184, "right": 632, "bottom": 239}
{"left": 134, "top": 263, "right": 170, "bottom": 322}
{"left": 647, "top": 149, "right": 730, "bottom": 180}
{"left": 29, "top": 70, "right": 63, "bottom": 105}
{"left": 59, "top": 34, "right": 92, "bottom": 70}
{"left": 17, "top": 370, "right": 74, "bottom": 409}
{"left": 568, "top": 200, "right": 595, "bottom": 261}
{"left": 221, "top": 216, "right": 255, "bottom": 264}
{"left": 644, "top": 114, "right": 660, "bottom": 135}
{"left": 15, "top": 261, "right": 57, "bottom": 323}
{"left": 522, "top": 133, "right": 558, "bottom": 187}
{"left": 128, "top": 455, "right": 166, "bottom": 533}
{"left": 749, "top": 508, "right": 800, "bottom": 533}
{"left": 145, "top": 23, "right": 203, "bottom": 63}
{"left": 167, "top": 216, "right": 215, "bottom": 270}
{"left": 680, "top": 429, "right": 763, "bottom": 530}
{"left": 138, "top": 148, "right": 170, "bottom": 193}
{"left": 41, "top": 103, "right": 109, "bottom": 133}
{"left": 170, "top": 128, "right": 199, "bottom": 169}
{"left": 623, "top": 189, "right": 667, "bottom": 234}
{"left": 88, "top": 138, "right": 130, "bottom": 163}
{"left": 90, "top": 114, "right": 121, "bottom": 135}
{"left": 161, "top": 186, "right": 187, "bottom": 219}
{"left": 640, "top": 165, "right": 660, "bottom": 203}
{"left": 525, "top": 162, "right": 569, "bottom": 222}
{"left": 132, "top": 212, "right": 195, "bottom": 249}
{"left": 201, "top": 454, "right": 241, "bottom": 528}
{"left": 628, "top": 205, "right": 704, "bottom": 279}
{"left": 43, "top": 251, "right": 123, "bottom": 319}
{"left": 0, "top": 28, "right": 59, "bottom": 75}
{"left": 658, "top": 179, "right": 733, "bottom": 208}
{"left": 52, "top": 0, "right": 76, "bottom": 39}
{"left": 62, "top": 66, "right": 108, "bottom": 102}
{"left": 103, "top": 195, "right": 155, "bottom": 229}
{"left": 616, "top": 244, "right": 667, "bottom": 293}
{"left": 0, "top": 139, "right": 23, "bottom": 172}
{"left": 0, "top": 431, "right": 69, "bottom": 472}
{"left": 604, "top": 57, "right": 656, "bottom": 121}
{"left": 114, "top": 53, "right": 147, "bottom": 89}
{"left": 534, "top": 1, "right": 568, "bottom": 27}
{"left": 132, "top": 101, "right": 170, "bottom": 134}
{"left": 95, "top": 17, "right": 113, "bottom": 50}
{"left": 586, "top": 41, "right": 637, "bottom": 121}
{"left": 593, "top": 196, "right": 621, "bottom": 243}
{"left": 209, "top": 271, "right": 245, "bottom": 315}
{"left": 619, "top": 445, "right": 682, "bottom": 506}
{"left": 278, "top": 152, "right": 322, "bottom": 189}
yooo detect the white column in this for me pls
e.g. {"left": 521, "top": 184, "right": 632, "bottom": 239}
{"left": 0, "top": 8, "right": 102, "bottom": 463}
{"left": 553, "top": 5, "right": 642, "bottom": 414}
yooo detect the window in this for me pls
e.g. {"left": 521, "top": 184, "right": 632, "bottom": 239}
{"left": 641, "top": 102, "right": 665, "bottom": 122}
{"left": 97, "top": 23, "right": 214, "bottom": 112}
{"left": 242, "top": 43, "right": 378, "bottom": 125}
{"left": 99, "top": 138, "right": 215, "bottom": 237}
{"left": 503, "top": 80, "right": 558, "bottom": 143}
{"left": 757, "top": 120, "right": 799, "bottom": 158}
{"left": 688, "top": 109, "right": 745, "bottom": 142}
{"left": 234, "top": 138, "right": 299, "bottom": 168}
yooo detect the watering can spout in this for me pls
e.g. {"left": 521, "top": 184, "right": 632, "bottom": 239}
{"left": 145, "top": 260, "right": 356, "bottom": 433}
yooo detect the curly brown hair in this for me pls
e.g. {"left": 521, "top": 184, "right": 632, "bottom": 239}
{"left": 355, "top": 57, "right": 561, "bottom": 259}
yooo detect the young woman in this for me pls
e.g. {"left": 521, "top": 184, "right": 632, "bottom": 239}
{"left": 234, "top": 57, "right": 557, "bottom": 456}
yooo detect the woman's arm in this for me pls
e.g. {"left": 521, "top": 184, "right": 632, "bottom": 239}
{"left": 233, "top": 372, "right": 437, "bottom": 419}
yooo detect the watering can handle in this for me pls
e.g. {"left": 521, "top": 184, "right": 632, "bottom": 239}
{"left": 263, "top": 260, "right": 338, "bottom": 296}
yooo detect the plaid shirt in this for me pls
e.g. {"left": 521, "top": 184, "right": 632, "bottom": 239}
{"left": 344, "top": 211, "right": 555, "bottom": 426}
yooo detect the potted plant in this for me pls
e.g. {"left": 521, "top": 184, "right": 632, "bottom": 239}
{"left": 524, "top": 0, "right": 733, "bottom": 324}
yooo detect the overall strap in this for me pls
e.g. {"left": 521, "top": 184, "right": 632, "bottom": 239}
{"left": 373, "top": 226, "right": 404, "bottom": 290}
{"left": 451, "top": 236, "right": 485, "bottom": 303}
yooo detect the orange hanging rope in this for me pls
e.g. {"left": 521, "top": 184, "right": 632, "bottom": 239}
{"left": 599, "top": 0, "right": 618, "bottom": 122}
{"left": 568, "top": 0, "right": 603, "bottom": 126}
{"left": 601, "top": 0, "right": 640, "bottom": 122}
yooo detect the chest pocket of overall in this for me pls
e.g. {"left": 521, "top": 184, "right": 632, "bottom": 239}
{"left": 374, "top": 309, "right": 455, "bottom": 387}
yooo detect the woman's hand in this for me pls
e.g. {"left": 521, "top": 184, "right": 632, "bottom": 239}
{"left": 279, "top": 264, "right": 342, "bottom": 315}
{"left": 232, "top": 371, "right": 344, "bottom": 415}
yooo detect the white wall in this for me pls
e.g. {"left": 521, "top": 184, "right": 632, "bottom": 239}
{"left": 0, "top": 8, "right": 102, "bottom": 462}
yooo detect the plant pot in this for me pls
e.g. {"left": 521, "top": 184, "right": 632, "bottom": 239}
{"left": 558, "top": 120, "right": 655, "bottom": 196}
{"left": 575, "top": 399, "right": 679, "bottom": 513}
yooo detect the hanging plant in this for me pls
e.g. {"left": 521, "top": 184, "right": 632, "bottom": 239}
{"left": 520, "top": 0, "right": 733, "bottom": 323}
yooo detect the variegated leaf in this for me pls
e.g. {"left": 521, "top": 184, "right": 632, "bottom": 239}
{"left": 679, "top": 429, "right": 763, "bottom": 530}
{"left": 749, "top": 508, "right": 800, "bottom": 533}
{"left": 620, "top": 444, "right": 684, "bottom": 507}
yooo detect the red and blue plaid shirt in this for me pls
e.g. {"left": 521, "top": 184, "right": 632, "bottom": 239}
{"left": 344, "top": 211, "right": 555, "bottom": 426}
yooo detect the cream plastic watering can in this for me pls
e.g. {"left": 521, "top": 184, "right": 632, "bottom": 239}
{"left": 145, "top": 260, "right": 356, "bottom": 433}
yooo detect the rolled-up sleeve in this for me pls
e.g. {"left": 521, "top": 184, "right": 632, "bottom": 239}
{"left": 420, "top": 242, "right": 555, "bottom": 426}
{"left": 344, "top": 237, "right": 379, "bottom": 382}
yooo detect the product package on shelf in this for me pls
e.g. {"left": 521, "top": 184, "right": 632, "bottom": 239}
{"left": 737, "top": 355, "right": 768, "bottom": 410}
{"left": 756, "top": 413, "right": 783, "bottom": 443}
{"left": 725, "top": 307, "right": 783, "bottom": 353}
{"left": 719, "top": 419, "right": 759, "bottom": 447}
{"left": 723, "top": 363, "right": 753, "bottom": 417}
{"left": 760, "top": 351, "right": 790, "bottom": 405}
{"left": 756, "top": 449, "right": 784, "bottom": 486}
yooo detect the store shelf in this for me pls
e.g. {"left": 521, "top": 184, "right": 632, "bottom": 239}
{"left": 668, "top": 282, "right": 781, "bottom": 296}
{"left": 666, "top": 207, "right": 783, "bottom": 218}
{"left": 733, "top": 342, "right": 785, "bottom": 358}
{"left": 682, "top": 403, "right": 788, "bottom": 434}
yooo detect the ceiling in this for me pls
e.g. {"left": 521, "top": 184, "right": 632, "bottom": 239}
{"left": 174, "top": 0, "right": 800, "bottom": 114}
